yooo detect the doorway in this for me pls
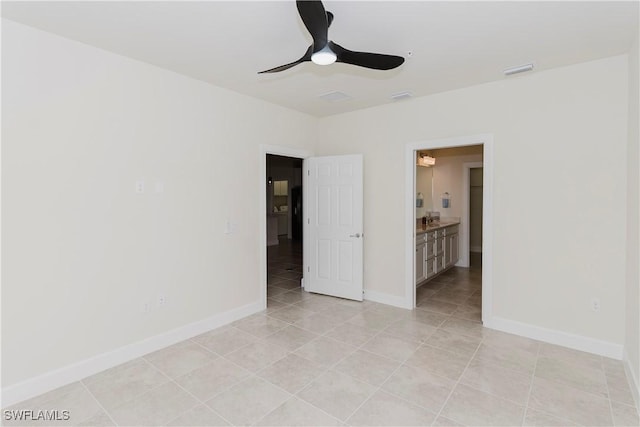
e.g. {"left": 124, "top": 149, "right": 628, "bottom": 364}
{"left": 266, "top": 154, "right": 304, "bottom": 309}
{"left": 469, "top": 167, "right": 483, "bottom": 268}
{"left": 404, "top": 134, "right": 494, "bottom": 324}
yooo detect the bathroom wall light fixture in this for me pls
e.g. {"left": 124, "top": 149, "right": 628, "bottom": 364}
{"left": 418, "top": 155, "right": 436, "bottom": 167}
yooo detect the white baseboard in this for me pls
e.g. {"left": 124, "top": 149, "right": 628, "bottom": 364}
{"left": 364, "top": 290, "right": 410, "bottom": 309}
{"left": 484, "top": 316, "right": 624, "bottom": 360}
{"left": 1, "top": 301, "right": 263, "bottom": 408}
{"left": 470, "top": 246, "right": 482, "bottom": 253}
{"left": 623, "top": 349, "right": 640, "bottom": 415}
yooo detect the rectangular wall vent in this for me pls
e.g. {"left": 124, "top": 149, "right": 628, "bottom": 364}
{"left": 391, "top": 91, "right": 412, "bottom": 101}
{"left": 318, "top": 91, "right": 351, "bottom": 102}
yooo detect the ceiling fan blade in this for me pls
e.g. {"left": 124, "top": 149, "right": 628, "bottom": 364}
{"left": 296, "top": 0, "right": 328, "bottom": 51}
{"left": 329, "top": 41, "right": 405, "bottom": 70}
{"left": 258, "top": 45, "right": 313, "bottom": 74}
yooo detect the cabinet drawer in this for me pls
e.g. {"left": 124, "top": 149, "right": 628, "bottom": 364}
{"left": 426, "top": 231, "right": 436, "bottom": 241}
{"left": 444, "top": 225, "right": 459, "bottom": 235}
{"left": 426, "top": 241, "right": 435, "bottom": 258}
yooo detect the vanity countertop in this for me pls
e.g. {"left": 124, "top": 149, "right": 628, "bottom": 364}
{"left": 416, "top": 220, "right": 460, "bottom": 235}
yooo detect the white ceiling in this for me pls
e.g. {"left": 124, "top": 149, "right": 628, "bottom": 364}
{"left": 2, "top": 1, "right": 638, "bottom": 117}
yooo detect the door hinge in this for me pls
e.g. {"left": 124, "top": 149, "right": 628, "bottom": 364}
{"left": 307, "top": 170, "right": 310, "bottom": 176}
{"left": 307, "top": 218, "right": 310, "bottom": 224}
{"left": 307, "top": 266, "right": 310, "bottom": 272}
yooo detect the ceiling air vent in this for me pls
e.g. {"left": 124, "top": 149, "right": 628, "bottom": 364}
{"left": 318, "top": 91, "right": 351, "bottom": 102}
{"left": 391, "top": 91, "right": 412, "bottom": 101}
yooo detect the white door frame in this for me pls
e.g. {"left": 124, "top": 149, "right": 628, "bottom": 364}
{"left": 404, "top": 134, "right": 494, "bottom": 325}
{"left": 259, "top": 144, "right": 314, "bottom": 310}
{"left": 460, "top": 162, "right": 484, "bottom": 268}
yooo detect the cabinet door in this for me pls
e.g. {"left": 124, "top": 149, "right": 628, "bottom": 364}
{"left": 415, "top": 244, "right": 426, "bottom": 284}
{"left": 426, "top": 257, "right": 437, "bottom": 278}
{"left": 444, "top": 236, "right": 451, "bottom": 267}
{"left": 436, "top": 236, "right": 445, "bottom": 255}
{"left": 450, "top": 233, "right": 459, "bottom": 265}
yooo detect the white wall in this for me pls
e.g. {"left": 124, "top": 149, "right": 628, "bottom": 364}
{"left": 1, "top": 20, "right": 316, "bottom": 389}
{"left": 625, "top": 29, "right": 640, "bottom": 407}
{"left": 317, "top": 55, "right": 629, "bottom": 347}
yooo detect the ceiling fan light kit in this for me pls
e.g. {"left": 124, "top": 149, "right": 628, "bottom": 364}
{"left": 311, "top": 44, "right": 337, "bottom": 65}
{"left": 259, "top": 0, "right": 404, "bottom": 74}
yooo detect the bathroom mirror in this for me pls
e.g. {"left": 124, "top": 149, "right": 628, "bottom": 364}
{"left": 416, "top": 163, "right": 434, "bottom": 218}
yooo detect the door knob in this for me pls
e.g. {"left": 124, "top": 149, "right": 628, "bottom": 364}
{"left": 349, "top": 233, "right": 361, "bottom": 238}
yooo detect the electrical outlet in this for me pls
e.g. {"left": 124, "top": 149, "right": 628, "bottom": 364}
{"left": 135, "top": 180, "right": 145, "bottom": 194}
{"left": 141, "top": 301, "right": 150, "bottom": 313}
{"left": 591, "top": 298, "right": 600, "bottom": 312}
{"left": 158, "top": 294, "right": 166, "bottom": 307}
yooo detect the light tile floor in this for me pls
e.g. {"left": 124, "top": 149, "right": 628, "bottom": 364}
{"left": 5, "top": 244, "right": 639, "bottom": 426}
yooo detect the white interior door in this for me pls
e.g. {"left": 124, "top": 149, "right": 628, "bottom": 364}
{"left": 304, "top": 155, "right": 363, "bottom": 301}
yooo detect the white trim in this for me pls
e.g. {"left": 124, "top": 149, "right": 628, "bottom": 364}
{"left": 1, "top": 301, "right": 263, "bottom": 408}
{"left": 460, "top": 161, "right": 483, "bottom": 268}
{"left": 623, "top": 349, "right": 640, "bottom": 414}
{"left": 259, "top": 145, "right": 313, "bottom": 311}
{"left": 404, "top": 134, "right": 494, "bottom": 319}
{"left": 484, "top": 316, "right": 624, "bottom": 360}
{"left": 364, "top": 290, "right": 411, "bottom": 309}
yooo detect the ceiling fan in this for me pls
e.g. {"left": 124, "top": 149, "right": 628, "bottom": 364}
{"left": 258, "top": 0, "right": 405, "bottom": 74}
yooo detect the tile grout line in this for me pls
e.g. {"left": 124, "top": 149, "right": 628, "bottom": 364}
{"left": 602, "top": 355, "right": 618, "bottom": 426}
{"left": 338, "top": 317, "right": 449, "bottom": 425}
{"left": 520, "top": 340, "right": 542, "bottom": 426}
{"left": 151, "top": 359, "right": 237, "bottom": 427}
{"left": 430, "top": 331, "right": 483, "bottom": 426}
{"left": 78, "top": 380, "right": 119, "bottom": 427}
